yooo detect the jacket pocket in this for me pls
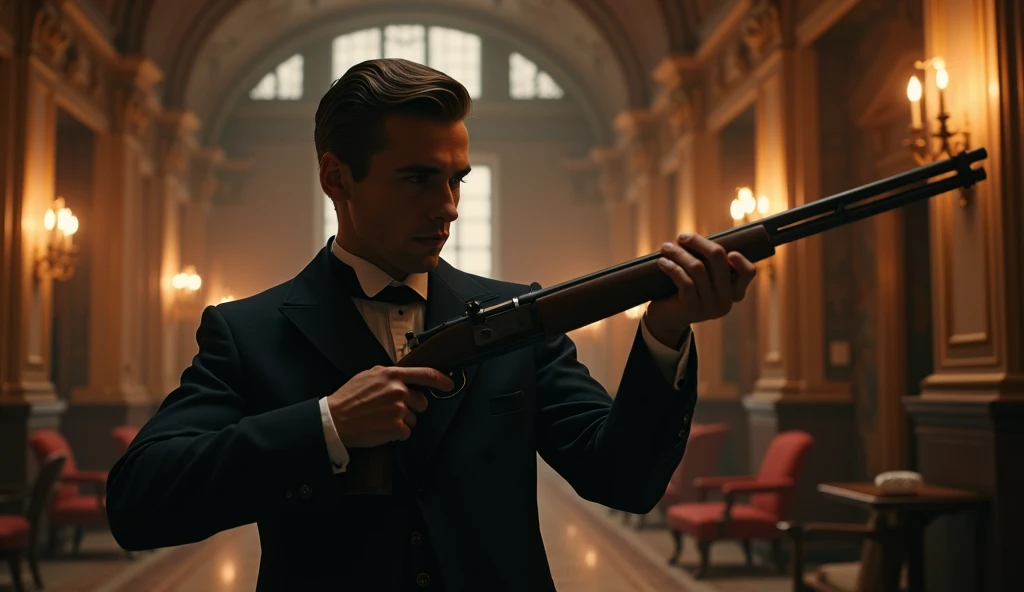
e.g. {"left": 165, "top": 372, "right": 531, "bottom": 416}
{"left": 489, "top": 390, "right": 525, "bottom": 416}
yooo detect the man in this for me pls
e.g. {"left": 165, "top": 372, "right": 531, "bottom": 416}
{"left": 105, "top": 59, "right": 756, "bottom": 591}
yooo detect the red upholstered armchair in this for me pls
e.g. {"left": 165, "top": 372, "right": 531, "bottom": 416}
{"left": 666, "top": 430, "right": 814, "bottom": 579}
{"left": 0, "top": 454, "right": 66, "bottom": 592}
{"left": 636, "top": 423, "right": 730, "bottom": 529}
{"left": 111, "top": 426, "right": 140, "bottom": 456}
{"left": 27, "top": 430, "right": 108, "bottom": 555}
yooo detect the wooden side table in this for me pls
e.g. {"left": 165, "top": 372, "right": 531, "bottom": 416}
{"left": 816, "top": 483, "right": 988, "bottom": 592}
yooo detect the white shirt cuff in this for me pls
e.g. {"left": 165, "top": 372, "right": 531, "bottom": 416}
{"left": 640, "top": 312, "right": 693, "bottom": 390}
{"left": 319, "top": 396, "right": 349, "bottom": 474}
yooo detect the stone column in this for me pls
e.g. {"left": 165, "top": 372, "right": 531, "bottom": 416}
{"left": 902, "top": 0, "right": 1024, "bottom": 590}
{"left": 743, "top": 46, "right": 860, "bottom": 523}
{"left": 614, "top": 109, "right": 669, "bottom": 257}
{"left": 0, "top": 3, "right": 70, "bottom": 492}
{"left": 143, "top": 110, "right": 199, "bottom": 400}
{"left": 653, "top": 55, "right": 751, "bottom": 474}
{"left": 589, "top": 145, "right": 633, "bottom": 393}
{"left": 64, "top": 57, "right": 162, "bottom": 471}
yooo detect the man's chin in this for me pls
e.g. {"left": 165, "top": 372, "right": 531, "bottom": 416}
{"left": 406, "top": 254, "right": 440, "bottom": 274}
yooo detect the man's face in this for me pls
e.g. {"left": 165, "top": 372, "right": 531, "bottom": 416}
{"left": 322, "top": 114, "right": 469, "bottom": 278}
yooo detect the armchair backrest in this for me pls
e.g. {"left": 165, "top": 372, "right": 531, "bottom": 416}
{"left": 28, "top": 430, "right": 78, "bottom": 499}
{"left": 111, "top": 426, "right": 140, "bottom": 455}
{"left": 751, "top": 430, "right": 813, "bottom": 519}
{"left": 26, "top": 454, "right": 67, "bottom": 551}
{"left": 665, "top": 423, "right": 730, "bottom": 505}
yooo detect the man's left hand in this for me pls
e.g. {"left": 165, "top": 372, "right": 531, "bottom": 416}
{"left": 645, "top": 233, "right": 758, "bottom": 347}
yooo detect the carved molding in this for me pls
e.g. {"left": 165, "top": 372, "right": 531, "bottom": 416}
{"left": 613, "top": 109, "right": 663, "bottom": 178}
{"left": 710, "top": 0, "right": 782, "bottom": 101}
{"left": 588, "top": 145, "right": 626, "bottom": 208}
{"left": 652, "top": 56, "right": 705, "bottom": 138}
{"left": 32, "top": 2, "right": 72, "bottom": 68}
{"left": 30, "top": 2, "right": 110, "bottom": 117}
{"left": 157, "top": 110, "right": 202, "bottom": 179}
{"left": 111, "top": 57, "right": 163, "bottom": 140}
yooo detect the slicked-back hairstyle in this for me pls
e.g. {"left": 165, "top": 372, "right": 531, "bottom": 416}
{"left": 314, "top": 58, "right": 473, "bottom": 181}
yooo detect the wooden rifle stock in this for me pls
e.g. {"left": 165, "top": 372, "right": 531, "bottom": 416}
{"left": 342, "top": 147, "right": 989, "bottom": 495}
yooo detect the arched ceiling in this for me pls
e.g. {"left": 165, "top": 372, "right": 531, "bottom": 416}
{"left": 102, "top": 0, "right": 713, "bottom": 134}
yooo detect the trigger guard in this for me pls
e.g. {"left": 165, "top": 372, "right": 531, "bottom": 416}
{"left": 428, "top": 369, "right": 467, "bottom": 400}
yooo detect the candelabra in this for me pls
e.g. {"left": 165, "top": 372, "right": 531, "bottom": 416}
{"left": 905, "top": 57, "right": 972, "bottom": 206}
{"left": 730, "top": 187, "right": 775, "bottom": 278}
{"left": 36, "top": 197, "right": 79, "bottom": 281}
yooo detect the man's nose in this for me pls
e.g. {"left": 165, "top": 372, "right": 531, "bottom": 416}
{"left": 430, "top": 187, "right": 459, "bottom": 222}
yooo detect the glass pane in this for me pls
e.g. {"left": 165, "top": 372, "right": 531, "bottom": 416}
{"left": 276, "top": 54, "right": 304, "bottom": 99}
{"left": 461, "top": 165, "right": 491, "bottom": 199}
{"left": 332, "top": 29, "right": 382, "bottom": 81}
{"left": 384, "top": 25, "right": 426, "bottom": 63}
{"left": 536, "top": 71, "right": 564, "bottom": 99}
{"left": 509, "top": 52, "right": 537, "bottom": 99}
{"left": 458, "top": 197, "right": 490, "bottom": 219}
{"left": 250, "top": 72, "right": 277, "bottom": 100}
{"left": 446, "top": 220, "right": 459, "bottom": 248}
{"left": 323, "top": 194, "right": 338, "bottom": 245}
{"left": 428, "top": 27, "right": 481, "bottom": 98}
{"left": 457, "top": 220, "right": 490, "bottom": 248}
{"left": 459, "top": 249, "right": 491, "bottom": 278}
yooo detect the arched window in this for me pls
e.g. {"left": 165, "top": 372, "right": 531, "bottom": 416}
{"left": 332, "top": 26, "right": 482, "bottom": 98}
{"left": 444, "top": 164, "right": 493, "bottom": 277}
{"left": 509, "top": 52, "right": 564, "bottom": 99}
{"left": 249, "top": 54, "right": 304, "bottom": 100}
{"left": 320, "top": 165, "right": 494, "bottom": 278}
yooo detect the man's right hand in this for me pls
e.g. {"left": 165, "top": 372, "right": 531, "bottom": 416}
{"left": 326, "top": 366, "right": 455, "bottom": 449}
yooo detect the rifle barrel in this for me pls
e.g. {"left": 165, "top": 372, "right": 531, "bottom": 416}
{"left": 513, "top": 147, "right": 987, "bottom": 309}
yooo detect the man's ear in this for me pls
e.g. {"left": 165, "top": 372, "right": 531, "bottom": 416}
{"left": 319, "top": 153, "right": 352, "bottom": 201}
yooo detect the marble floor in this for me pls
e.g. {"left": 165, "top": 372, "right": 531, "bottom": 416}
{"left": 0, "top": 461, "right": 792, "bottom": 592}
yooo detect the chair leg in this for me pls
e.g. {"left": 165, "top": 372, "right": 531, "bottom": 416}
{"left": 72, "top": 526, "right": 85, "bottom": 554}
{"left": 7, "top": 554, "right": 25, "bottom": 592}
{"left": 667, "top": 530, "right": 684, "bottom": 565}
{"left": 27, "top": 544, "right": 44, "bottom": 590}
{"left": 695, "top": 540, "right": 712, "bottom": 579}
{"left": 45, "top": 526, "right": 58, "bottom": 557}
{"left": 771, "top": 539, "right": 786, "bottom": 574}
{"left": 742, "top": 539, "right": 753, "bottom": 567}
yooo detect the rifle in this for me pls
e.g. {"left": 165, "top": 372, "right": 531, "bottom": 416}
{"left": 344, "top": 147, "right": 988, "bottom": 495}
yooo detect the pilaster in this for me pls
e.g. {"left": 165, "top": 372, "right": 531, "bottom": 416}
{"left": 902, "top": 0, "right": 1024, "bottom": 590}
{"left": 64, "top": 55, "right": 162, "bottom": 469}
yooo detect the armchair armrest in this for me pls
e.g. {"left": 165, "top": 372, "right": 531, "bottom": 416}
{"left": 63, "top": 470, "right": 108, "bottom": 485}
{"left": 722, "top": 478, "right": 794, "bottom": 496}
{"left": 0, "top": 492, "right": 26, "bottom": 506}
{"left": 692, "top": 475, "right": 757, "bottom": 490}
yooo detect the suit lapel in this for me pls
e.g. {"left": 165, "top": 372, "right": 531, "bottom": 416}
{"left": 399, "top": 259, "right": 496, "bottom": 478}
{"left": 278, "top": 247, "right": 393, "bottom": 382}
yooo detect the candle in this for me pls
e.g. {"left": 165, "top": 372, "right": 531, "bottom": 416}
{"left": 907, "top": 76, "right": 923, "bottom": 129}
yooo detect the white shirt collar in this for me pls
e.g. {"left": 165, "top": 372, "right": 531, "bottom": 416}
{"left": 331, "top": 239, "right": 429, "bottom": 301}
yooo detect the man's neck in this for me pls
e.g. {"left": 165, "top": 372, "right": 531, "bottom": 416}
{"left": 334, "top": 237, "right": 407, "bottom": 282}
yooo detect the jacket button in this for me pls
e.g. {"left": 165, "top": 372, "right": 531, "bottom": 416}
{"left": 284, "top": 489, "right": 293, "bottom": 500}
{"left": 299, "top": 484, "right": 312, "bottom": 499}
{"left": 410, "top": 531, "right": 423, "bottom": 546}
{"left": 416, "top": 573, "right": 431, "bottom": 587}
{"left": 416, "top": 484, "right": 426, "bottom": 496}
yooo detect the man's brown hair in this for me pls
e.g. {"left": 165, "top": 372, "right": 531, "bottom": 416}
{"left": 314, "top": 58, "right": 473, "bottom": 181}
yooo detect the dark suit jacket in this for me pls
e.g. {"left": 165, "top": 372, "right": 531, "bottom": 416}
{"left": 105, "top": 244, "right": 699, "bottom": 591}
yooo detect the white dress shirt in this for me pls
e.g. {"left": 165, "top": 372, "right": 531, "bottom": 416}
{"left": 319, "top": 240, "right": 692, "bottom": 473}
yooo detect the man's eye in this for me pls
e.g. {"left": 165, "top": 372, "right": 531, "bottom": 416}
{"left": 406, "top": 175, "right": 428, "bottom": 184}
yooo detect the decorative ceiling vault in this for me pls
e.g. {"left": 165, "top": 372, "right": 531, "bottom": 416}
{"left": 91, "top": 0, "right": 713, "bottom": 130}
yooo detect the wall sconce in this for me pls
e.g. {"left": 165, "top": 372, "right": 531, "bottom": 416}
{"left": 171, "top": 265, "right": 203, "bottom": 317}
{"left": 36, "top": 197, "right": 79, "bottom": 282}
{"left": 730, "top": 187, "right": 775, "bottom": 278}
{"left": 905, "top": 57, "right": 972, "bottom": 206}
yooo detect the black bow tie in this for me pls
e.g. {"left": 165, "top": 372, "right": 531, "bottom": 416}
{"left": 330, "top": 254, "right": 423, "bottom": 306}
